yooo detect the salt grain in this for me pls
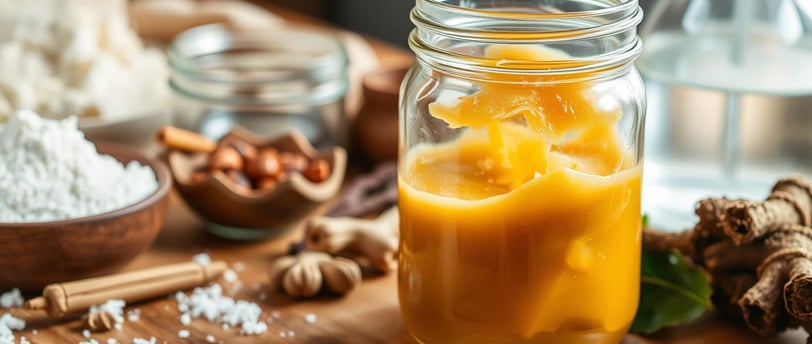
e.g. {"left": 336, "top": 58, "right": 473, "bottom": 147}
{"left": 107, "top": 339, "right": 118, "bottom": 344}
{"left": 179, "top": 313, "right": 192, "bottom": 326}
{"left": 0, "top": 313, "right": 25, "bottom": 334}
{"left": 82, "top": 329, "right": 91, "bottom": 338}
{"left": 88, "top": 300, "right": 125, "bottom": 327}
{"left": 175, "top": 283, "right": 266, "bottom": 335}
{"left": 19, "top": 336, "right": 29, "bottom": 344}
{"left": 0, "top": 289, "right": 23, "bottom": 308}
{"left": 240, "top": 321, "right": 267, "bottom": 336}
{"left": 223, "top": 270, "right": 238, "bottom": 283}
{"left": 126, "top": 309, "right": 141, "bottom": 322}
{"left": 287, "top": 330, "right": 295, "bottom": 337}
{"left": 305, "top": 313, "right": 317, "bottom": 324}
{"left": 132, "top": 337, "right": 156, "bottom": 344}
{"left": 31, "top": 330, "right": 37, "bottom": 335}
{"left": 205, "top": 335, "right": 215, "bottom": 343}
{"left": 178, "top": 330, "right": 189, "bottom": 338}
{"left": 192, "top": 253, "right": 211, "bottom": 266}
{"left": 233, "top": 262, "right": 245, "bottom": 272}
{"left": 78, "top": 339, "right": 98, "bottom": 344}
{"left": 279, "top": 331, "right": 286, "bottom": 338}
{"left": 114, "top": 323, "right": 122, "bottom": 331}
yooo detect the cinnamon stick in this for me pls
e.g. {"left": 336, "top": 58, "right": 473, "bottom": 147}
{"left": 156, "top": 126, "right": 216, "bottom": 153}
{"left": 785, "top": 258, "right": 812, "bottom": 320}
{"left": 712, "top": 273, "right": 757, "bottom": 321}
{"left": 723, "top": 177, "right": 812, "bottom": 245}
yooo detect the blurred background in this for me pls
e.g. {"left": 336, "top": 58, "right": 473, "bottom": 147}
{"left": 1, "top": 0, "right": 810, "bottom": 231}
{"left": 271, "top": 0, "right": 812, "bottom": 229}
{"left": 270, "top": 0, "right": 657, "bottom": 48}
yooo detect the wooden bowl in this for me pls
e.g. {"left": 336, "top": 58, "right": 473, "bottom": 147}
{"left": 0, "top": 143, "right": 172, "bottom": 290}
{"left": 354, "top": 65, "right": 409, "bottom": 162}
{"left": 168, "top": 128, "right": 347, "bottom": 238}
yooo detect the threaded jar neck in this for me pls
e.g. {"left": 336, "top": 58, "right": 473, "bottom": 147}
{"left": 409, "top": 0, "right": 644, "bottom": 80}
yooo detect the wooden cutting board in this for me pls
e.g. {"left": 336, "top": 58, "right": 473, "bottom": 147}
{"left": 7, "top": 194, "right": 807, "bottom": 344}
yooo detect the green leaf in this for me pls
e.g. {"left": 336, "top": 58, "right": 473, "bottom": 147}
{"left": 630, "top": 249, "right": 712, "bottom": 334}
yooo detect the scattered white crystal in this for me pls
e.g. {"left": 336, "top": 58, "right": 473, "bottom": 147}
{"left": 88, "top": 300, "right": 126, "bottom": 327}
{"left": 175, "top": 283, "right": 266, "bottom": 335}
{"left": 205, "top": 335, "right": 215, "bottom": 343}
{"left": 83, "top": 329, "right": 91, "bottom": 338}
{"left": 192, "top": 253, "right": 211, "bottom": 266}
{"left": 223, "top": 270, "right": 238, "bottom": 283}
{"left": 179, "top": 313, "right": 192, "bottom": 326}
{"left": 107, "top": 339, "right": 118, "bottom": 344}
{"left": 305, "top": 313, "right": 317, "bottom": 324}
{"left": 132, "top": 337, "right": 156, "bottom": 344}
{"left": 126, "top": 309, "right": 141, "bottom": 322}
{"left": 240, "top": 320, "right": 267, "bottom": 336}
{"left": 178, "top": 330, "right": 189, "bottom": 338}
{"left": 0, "top": 289, "right": 23, "bottom": 309}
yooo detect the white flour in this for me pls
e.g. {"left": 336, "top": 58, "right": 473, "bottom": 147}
{"left": 0, "top": 110, "right": 157, "bottom": 222}
{"left": 0, "top": 0, "right": 168, "bottom": 120}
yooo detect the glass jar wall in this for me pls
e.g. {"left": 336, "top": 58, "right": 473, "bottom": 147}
{"left": 169, "top": 25, "right": 349, "bottom": 147}
{"left": 398, "top": 1, "right": 646, "bottom": 343}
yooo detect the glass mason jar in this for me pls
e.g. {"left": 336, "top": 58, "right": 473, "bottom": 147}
{"left": 169, "top": 25, "right": 349, "bottom": 147}
{"left": 398, "top": 1, "right": 646, "bottom": 343}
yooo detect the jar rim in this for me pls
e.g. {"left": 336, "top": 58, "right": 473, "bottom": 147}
{"left": 412, "top": 1, "right": 642, "bottom": 41}
{"left": 169, "top": 24, "right": 347, "bottom": 84}
{"left": 423, "top": 0, "right": 638, "bottom": 23}
{"left": 410, "top": 0, "right": 644, "bottom": 78}
{"left": 168, "top": 24, "right": 349, "bottom": 105}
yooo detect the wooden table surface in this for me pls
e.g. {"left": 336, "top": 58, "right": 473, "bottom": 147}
{"left": 9, "top": 195, "right": 808, "bottom": 344}
{"left": 4, "top": 4, "right": 808, "bottom": 344}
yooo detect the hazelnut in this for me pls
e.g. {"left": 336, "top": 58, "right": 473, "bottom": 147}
{"left": 208, "top": 147, "right": 243, "bottom": 171}
{"left": 222, "top": 138, "right": 257, "bottom": 163}
{"left": 190, "top": 169, "right": 208, "bottom": 184}
{"left": 225, "top": 170, "right": 252, "bottom": 190}
{"left": 279, "top": 152, "right": 308, "bottom": 173}
{"left": 256, "top": 177, "right": 279, "bottom": 190}
{"left": 245, "top": 148, "right": 281, "bottom": 180}
{"left": 304, "top": 159, "right": 330, "bottom": 183}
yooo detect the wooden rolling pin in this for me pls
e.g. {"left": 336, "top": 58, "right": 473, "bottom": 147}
{"left": 25, "top": 261, "right": 226, "bottom": 318}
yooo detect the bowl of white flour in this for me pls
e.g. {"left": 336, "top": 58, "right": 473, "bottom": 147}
{"left": 0, "top": 110, "right": 172, "bottom": 289}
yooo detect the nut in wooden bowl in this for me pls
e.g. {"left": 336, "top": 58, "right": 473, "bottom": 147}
{"left": 167, "top": 127, "right": 347, "bottom": 240}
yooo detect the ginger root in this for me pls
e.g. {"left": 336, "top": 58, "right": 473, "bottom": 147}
{"left": 305, "top": 206, "right": 399, "bottom": 273}
{"left": 268, "top": 251, "right": 362, "bottom": 298}
{"left": 645, "top": 176, "right": 812, "bottom": 338}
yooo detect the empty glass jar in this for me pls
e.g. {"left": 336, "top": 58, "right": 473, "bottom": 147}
{"left": 169, "top": 25, "right": 349, "bottom": 147}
